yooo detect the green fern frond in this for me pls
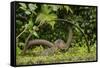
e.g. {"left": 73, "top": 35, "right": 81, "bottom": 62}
{"left": 35, "top": 5, "right": 57, "bottom": 29}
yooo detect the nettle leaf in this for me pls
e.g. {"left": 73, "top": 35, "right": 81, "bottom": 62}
{"left": 19, "top": 3, "right": 27, "bottom": 10}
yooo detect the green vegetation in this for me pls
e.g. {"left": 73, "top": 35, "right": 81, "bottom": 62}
{"left": 16, "top": 44, "right": 96, "bottom": 65}
{"left": 16, "top": 2, "right": 97, "bottom": 65}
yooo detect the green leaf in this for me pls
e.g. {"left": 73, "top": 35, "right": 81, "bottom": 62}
{"left": 27, "top": 19, "right": 33, "bottom": 32}
{"left": 41, "top": 5, "right": 51, "bottom": 14}
{"left": 75, "top": 27, "right": 80, "bottom": 33}
{"left": 35, "top": 5, "right": 57, "bottom": 29}
{"left": 48, "top": 21, "right": 55, "bottom": 29}
{"left": 25, "top": 10, "right": 31, "bottom": 15}
{"left": 64, "top": 6, "right": 73, "bottom": 14}
{"left": 19, "top": 42, "right": 25, "bottom": 47}
{"left": 28, "top": 4, "right": 37, "bottom": 12}
{"left": 33, "top": 31, "right": 39, "bottom": 38}
{"left": 19, "top": 3, "right": 27, "bottom": 10}
{"left": 35, "top": 13, "right": 57, "bottom": 29}
{"left": 19, "top": 7, "right": 26, "bottom": 10}
{"left": 33, "top": 26, "right": 39, "bottom": 31}
{"left": 25, "top": 24, "right": 28, "bottom": 28}
{"left": 19, "top": 3, "right": 27, "bottom": 8}
{"left": 16, "top": 46, "right": 21, "bottom": 55}
{"left": 49, "top": 5, "right": 61, "bottom": 11}
{"left": 16, "top": 20, "right": 23, "bottom": 25}
{"left": 29, "top": 19, "right": 33, "bottom": 27}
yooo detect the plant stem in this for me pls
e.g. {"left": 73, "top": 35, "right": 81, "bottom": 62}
{"left": 16, "top": 27, "right": 27, "bottom": 40}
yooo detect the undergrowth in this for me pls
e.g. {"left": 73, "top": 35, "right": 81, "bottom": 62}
{"left": 16, "top": 44, "right": 96, "bottom": 65}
